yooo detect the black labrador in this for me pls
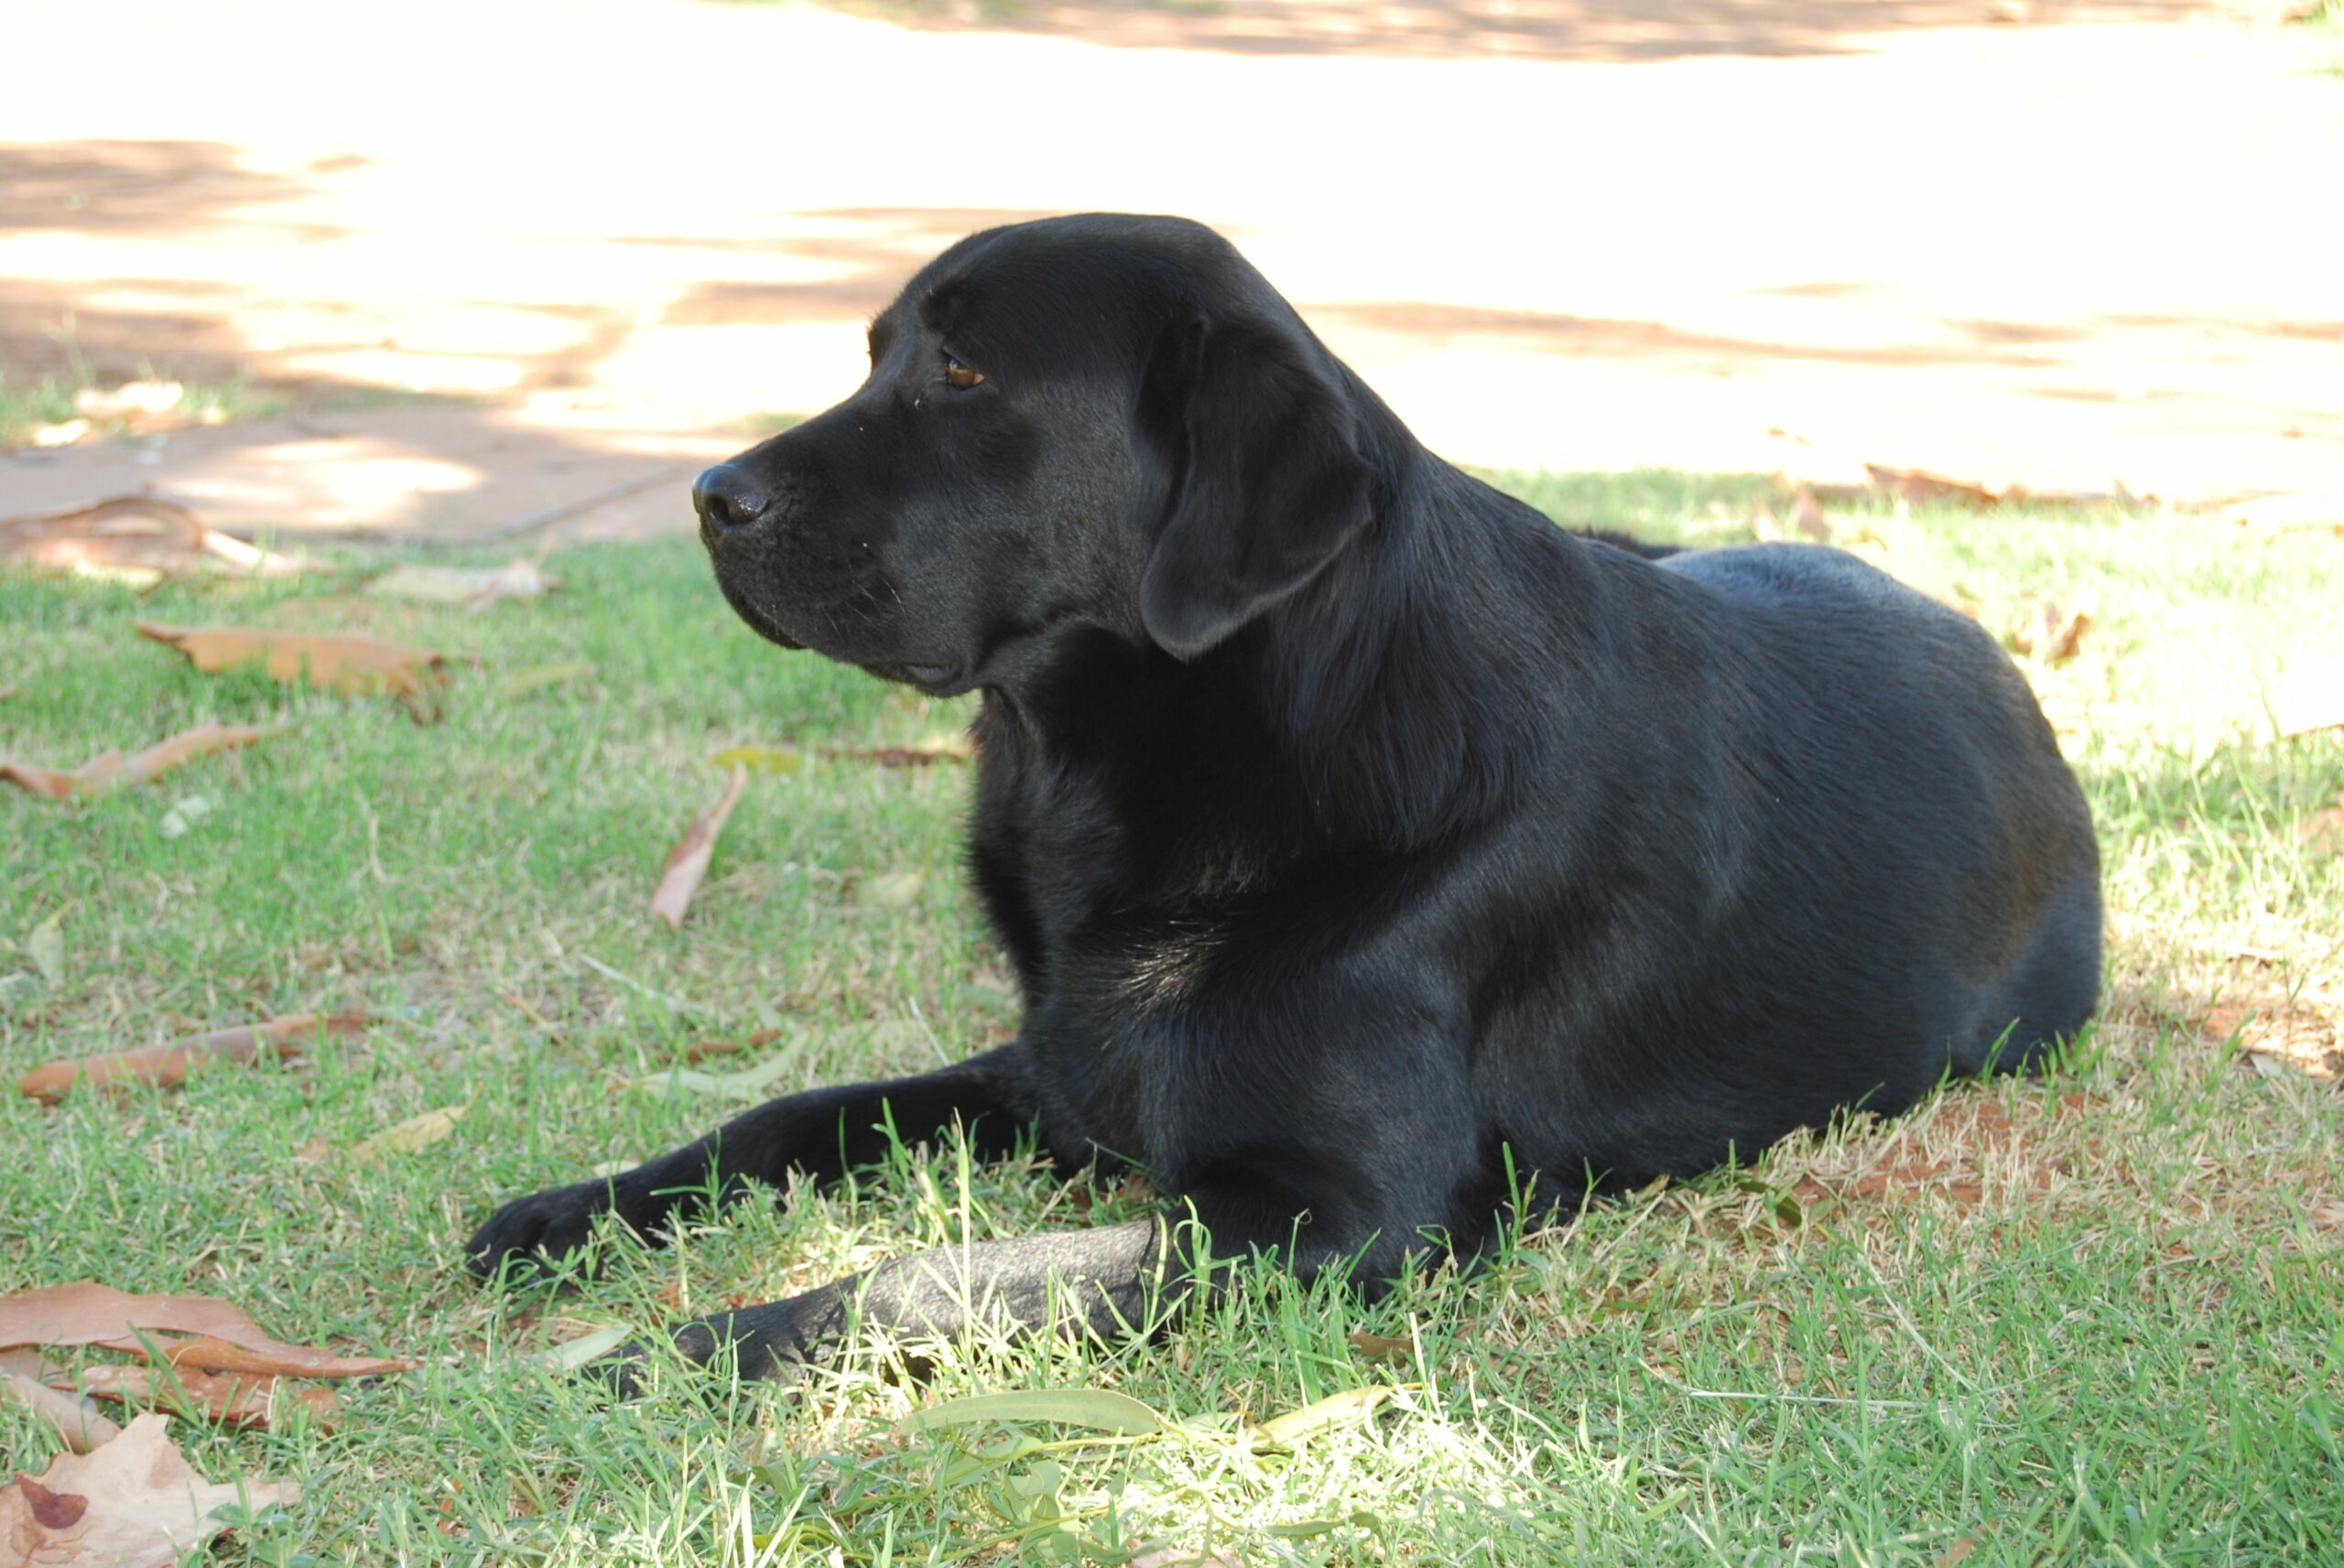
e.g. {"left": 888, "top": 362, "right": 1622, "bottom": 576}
{"left": 467, "top": 214, "right": 2101, "bottom": 1384}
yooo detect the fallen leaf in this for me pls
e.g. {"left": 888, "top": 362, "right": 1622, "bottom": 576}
{"left": 1790, "top": 488, "right": 1832, "bottom": 542}
{"left": 1865, "top": 464, "right": 2002, "bottom": 510}
{"left": 0, "top": 1282, "right": 417, "bottom": 1377}
{"left": 1345, "top": 1331, "right": 1416, "bottom": 1364}
{"left": 136, "top": 622, "right": 445, "bottom": 697}
{"left": 896, "top": 1388, "right": 1168, "bottom": 1438}
{"left": 1934, "top": 1530, "right": 1987, "bottom": 1566}
{"left": 345, "top": 1099, "right": 472, "bottom": 1163}
{"left": 1256, "top": 1385, "right": 1397, "bottom": 1446}
{"left": 1749, "top": 507, "right": 1784, "bottom": 543}
{"left": 649, "top": 767, "right": 748, "bottom": 931}
{"left": 157, "top": 795, "right": 211, "bottom": 839}
{"left": 17, "top": 1010, "right": 368, "bottom": 1105}
{"left": 1, "top": 494, "right": 316, "bottom": 579}
{"left": 73, "top": 381, "right": 183, "bottom": 421}
{"left": 1129, "top": 1550, "right": 1245, "bottom": 1568}
{"left": 1, "top": 752, "right": 122, "bottom": 801}
{"left": 0, "top": 684, "right": 16, "bottom": 702}
{"left": 27, "top": 912, "right": 66, "bottom": 987}
{"left": 292, "top": 1134, "right": 330, "bottom": 1162}
{"left": 70, "top": 1365, "right": 338, "bottom": 1431}
{"left": 122, "top": 723, "right": 279, "bottom": 787}
{"left": 2007, "top": 600, "right": 2091, "bottom": 665}
{"left": 863, "top": 870, "right": 925, "bottom": 909}
{"left": 367, "top": 559, "right": 562, "bottom": 610}
{"left": 711, "top": 744, "right": 805, "bottom": 774}
{"left": 618, "top": 1048, "right": 802, "bottom": 1103}
{"left": 676, "top": 1026, "right": 786, "bottom": 1065}
{"left": 519, "top": 1325, "right": 633, "bottom": 1372}
{"left": 0, "top": 1412, "right": 298, "bottom": 1566}
{"left": 6, "top": 723, "right": 282, "bottom": 805}
{"left": 29, "top": 418, "right": 88, "bottom": 448}
{"left": 0, "top": 1368, "right": 120, "bottom": 1453}
{"left": 821, "top": 742, "right": 973, "bottom": 767}
{"left": 463, "top": 557, "right": 561, "bottom": 608}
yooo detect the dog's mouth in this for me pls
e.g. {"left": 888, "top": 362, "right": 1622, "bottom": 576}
{"left": 863, "top": 660, "right": 972, "bottom": 697}
{"left": 711, "top": 555, "right": 971, "bottom": 693}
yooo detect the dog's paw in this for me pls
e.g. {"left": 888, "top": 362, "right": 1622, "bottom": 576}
{"left": 576, "top": 1314, "right": 813, "bottom": 1402}
{"left": 464, "top": 1180, "right": 626, "bottom": 1285}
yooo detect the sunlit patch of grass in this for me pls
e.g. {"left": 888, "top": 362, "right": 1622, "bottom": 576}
{"left": 3, "top": 485, "right": 2340, "bottom": 1563}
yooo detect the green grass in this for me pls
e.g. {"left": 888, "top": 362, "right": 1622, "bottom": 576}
{"left": 4, "top": 481, "right": 2342, "bottom": 1564}
{"left": 0, "top": 370, "right": 286, "bottom": 452}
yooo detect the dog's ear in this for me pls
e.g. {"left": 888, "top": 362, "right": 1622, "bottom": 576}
{"left": 1135, "top": 313, "right": 1376, "bottom": 660}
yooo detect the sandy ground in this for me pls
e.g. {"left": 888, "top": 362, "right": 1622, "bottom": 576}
{"left": 0, "top": 0, "right": 2338, "bottom": 540}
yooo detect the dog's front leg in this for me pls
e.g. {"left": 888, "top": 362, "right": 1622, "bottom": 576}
{"left": 616, "top": 1215, "right": 1175, "bottom": 1390}
{"left": 466, "top": 1043, "right": 1036, "bottom": 1283}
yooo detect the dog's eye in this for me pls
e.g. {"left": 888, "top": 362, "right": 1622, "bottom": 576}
{"left": 944, "top": 355, "right": 985, "bottom": 391}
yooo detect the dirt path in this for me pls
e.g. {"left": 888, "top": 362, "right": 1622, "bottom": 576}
{"left": 2, "top": 0, "right": 2338, "bottom": 539}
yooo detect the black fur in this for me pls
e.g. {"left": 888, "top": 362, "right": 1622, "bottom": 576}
{"left": 466, "top": 214, "right": 2101, "bottom": 1385}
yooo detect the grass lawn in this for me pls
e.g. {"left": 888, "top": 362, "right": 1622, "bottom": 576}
{"left": 4, "top": 473, "right": 2341, "bottom": 1565}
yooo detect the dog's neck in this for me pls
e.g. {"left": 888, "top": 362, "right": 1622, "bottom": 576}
{"left": 1248, "top": 430, "right": 1604, "bottom": 848}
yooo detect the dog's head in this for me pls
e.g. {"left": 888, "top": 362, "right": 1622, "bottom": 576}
{"left": 694, "top": 214, "right": 1383, "bottom": 695}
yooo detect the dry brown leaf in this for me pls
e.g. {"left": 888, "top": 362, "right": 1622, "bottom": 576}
{"left": 0, "top": 1282, "right": 417, "bottom": 1378}
{"left": 0, "top": 1411, "right": 298, "bottom": 1567}
{"left": 70, "top": 1365, "right": 338, "bottom": 1431}
{"left": 0, "top": 683, "right": 17, "bottom": 702}
{"left": 650, "top": 767, "right": 748, "bottom": 931}
{"left": 17, "top": 1010, "right": 368, "bottom": 1105}
{"left": 1934, "top": 1533, "right": 1984, "bottom": 1567}
{"left": 121, "top": 723, "right": 279, "bottom": 787}
{"left": 2007, "top": 600, "right": 2092, "bottom": 665}
{"left": 1748, "top": 507, "right": 1784, "bottom": 543}
{"left": 0, "top": 1368, "right": 120, "bottom": 1454}
{"left": 0, "top": 494, "right": 315, "bottom": 579}
{"left": 820, "top": 742, "right": 974, "bottom": 768}
{"left": 1865, "top": 464, "right": 2002, "bottom": 510}
{"left": 0, "top": 752, "right": 122, "bottom": 801}
{"left": 1790, "top": 488, "right": 1832, "bottom": 542}
{"left": 345, "top": 1100, "right": 472, "bottom": 1163}
{"left": 136, "top": 622, "right": 445, "bottom": 697}
{"left": 1128, "top": 1550, "right": 1245, "bottom": 1568}
{"left": 1, "top": 723, "right": 274, "bottom": 803}
{"left": 1345, "top": 1330, "right": 1416, "bottom": 1364}
{"left": 677, "top": 1026, "right": 786, "bottom": 1065}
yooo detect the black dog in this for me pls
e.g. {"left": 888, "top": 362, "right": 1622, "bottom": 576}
{"left": 468, "top": 214, "right": 2101, "bottom": 1382}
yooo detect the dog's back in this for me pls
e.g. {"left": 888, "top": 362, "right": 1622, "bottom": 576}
{"left": 1480, "top": 539, "right": 2103, "bottom": 1185}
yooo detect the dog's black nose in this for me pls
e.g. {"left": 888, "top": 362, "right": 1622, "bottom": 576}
{"left": 693, "top": 464, "right": 770, "bottom": 541}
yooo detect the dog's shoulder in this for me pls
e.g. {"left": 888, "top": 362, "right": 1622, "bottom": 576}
{"left": 1655, "top": 542, "right": 1969, "bottom": 637}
